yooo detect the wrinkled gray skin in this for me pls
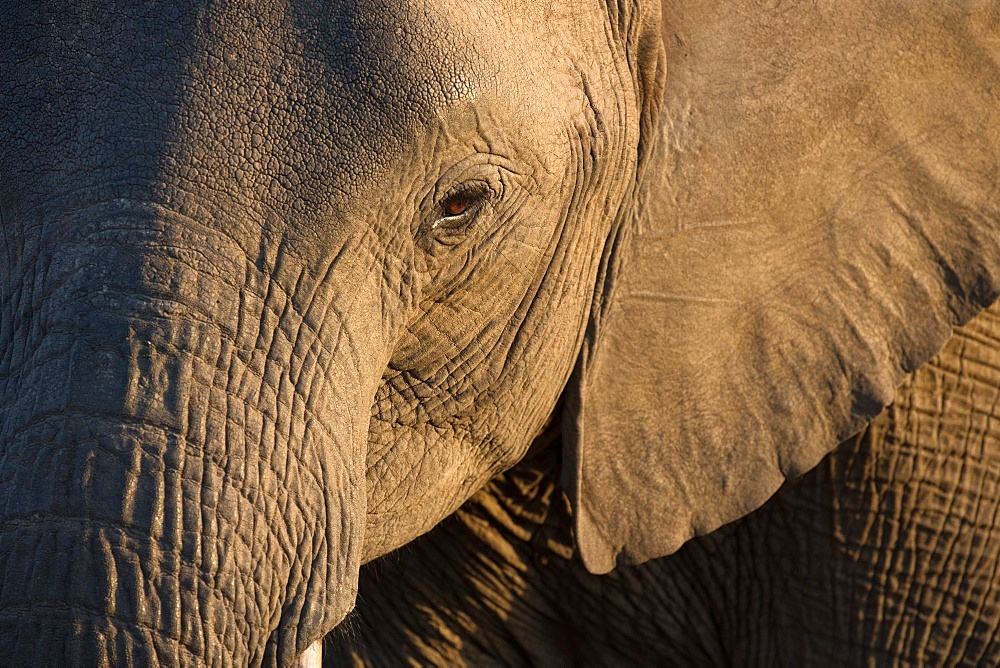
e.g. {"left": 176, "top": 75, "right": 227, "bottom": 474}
{"left": 329, "top": 301, "right": 1000, "bottom": 665}
{"left": 2, "top": 1, "right": 1000, "bottom": 666}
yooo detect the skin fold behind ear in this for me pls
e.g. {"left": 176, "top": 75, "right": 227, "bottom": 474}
{"left": 565, "top": 1, "right": 1000, "bottom": 573}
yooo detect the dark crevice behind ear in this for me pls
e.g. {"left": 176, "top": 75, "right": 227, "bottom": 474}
{"left": 563, "top": 1, "right": 1000, "bottom": 574}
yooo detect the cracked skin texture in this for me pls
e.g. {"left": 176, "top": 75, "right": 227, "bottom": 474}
{"left": 330, "top": 299, "right": 1000, "bottom": 666}
{"left": 3, "top": 0, "right": 1000, "bottom": 665}
{"left": 1, "top": 0, "right": 640, "bottom": 662}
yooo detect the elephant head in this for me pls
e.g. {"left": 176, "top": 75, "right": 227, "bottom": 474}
{"left": 1, "top": 0, "right": 999, "bottom": 664}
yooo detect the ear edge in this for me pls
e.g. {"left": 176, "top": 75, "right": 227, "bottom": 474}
{"left": 561, "top": 0, "right": 1000, "bottom": 571}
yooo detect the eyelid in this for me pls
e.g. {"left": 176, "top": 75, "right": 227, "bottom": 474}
{"left": 439, "top": 172, "right": 501, "bottom": 203}
{"left": 432, "top": 155, "right": 513, "bottom": 204}
{"left": 441, "top": 181, "right": 492, "bottom": 211}
{"left": 420, "top": 154, "right": 523, "bottom": 245}
{"left": 430, "top": 185, "right": 488, "bottom": 230}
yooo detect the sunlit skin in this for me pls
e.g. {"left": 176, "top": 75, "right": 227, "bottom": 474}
{"left": 3, "top": 1, "right": 1000, "bottom": 666}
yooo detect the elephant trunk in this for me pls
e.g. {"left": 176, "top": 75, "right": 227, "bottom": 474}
{"left": 0, "top": 417, "right": 253, "bottom": 663}
{"left": 0, "top": 209, "right": 367, "bottom": 664}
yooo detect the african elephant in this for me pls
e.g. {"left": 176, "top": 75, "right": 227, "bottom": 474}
{"left": 328, "top": 298, "right": 1000, "bottom": 665}
{"left": 1, "top": 1, "right": 999, "bottom": 666}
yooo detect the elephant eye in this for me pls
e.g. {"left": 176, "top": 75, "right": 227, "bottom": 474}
{"left": 443, "top": 194, "right": 471, "bottom": 218}
{"left": 432, "top": 186, "right": 488, "bottom": 230}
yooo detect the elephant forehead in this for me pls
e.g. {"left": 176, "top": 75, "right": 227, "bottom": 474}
{"left": 233, "top": 0, "right": 493, "bottom": 175}
{"left": 3, "top": 0, "right": 492, "bottom": 207}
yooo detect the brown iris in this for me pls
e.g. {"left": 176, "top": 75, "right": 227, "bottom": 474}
{"left": 443, "top": 195, "right": 471, "bottom": 217}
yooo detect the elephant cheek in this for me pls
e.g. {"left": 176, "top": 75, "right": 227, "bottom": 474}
{"left": 0, "top": 237, "right": 367, "bottom": 664}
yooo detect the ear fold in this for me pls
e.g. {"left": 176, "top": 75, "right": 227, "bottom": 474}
{"left": 563, "top": 1, "right": 1000, "bottom": 574}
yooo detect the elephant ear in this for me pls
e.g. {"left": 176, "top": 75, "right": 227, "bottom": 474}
{"left": 564, "top": 2, "right": 1000, "bottom": 573}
